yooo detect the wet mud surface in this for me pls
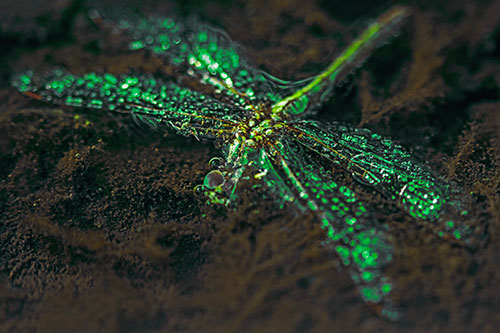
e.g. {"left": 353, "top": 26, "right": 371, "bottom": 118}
{"left": 0, "top": 0, "right": 499, "bottom": 331}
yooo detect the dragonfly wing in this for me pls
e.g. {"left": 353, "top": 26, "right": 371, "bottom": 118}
{"left": 288, "top": 120, "right": 473, "bottom": 245}
{"left": 12, "top": 69, "right": 240, "bottom": 139}
{"left": 256, "top": 138, "right": 399, "bottom": 319}
{"left": 271, "top": 6, "right": 410, "bottom": 119}
{"left": 91, "top": 9, "right": 278, "bottom": 108}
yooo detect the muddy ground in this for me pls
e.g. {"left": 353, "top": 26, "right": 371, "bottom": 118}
{"left": 0, "top": 0, "right": 499, "bottom": 331}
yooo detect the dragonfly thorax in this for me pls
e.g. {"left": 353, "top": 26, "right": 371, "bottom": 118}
{"left": 232, "top": 115, "right": 284, "bottom": 148}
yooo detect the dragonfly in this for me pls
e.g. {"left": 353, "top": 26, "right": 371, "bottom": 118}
{"left": 12, "top": 5, "right": 475, "bottom": 320}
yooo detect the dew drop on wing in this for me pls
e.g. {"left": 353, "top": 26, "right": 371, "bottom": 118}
{"left": 208, "top": 157, "right": 224, "bottom": 169}
{"left": 204, "top": 170, "right": 225, "bottom": 189}
{"left": 348, "top": 153, "right": 381, "bottom": 186}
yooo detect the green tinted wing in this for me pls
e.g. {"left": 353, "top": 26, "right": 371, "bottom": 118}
{"left": 92, "top": 9, "right": 279, "bottom": 108}
{"left": 271, "top": 6, "right": 410, "bottom": 119}
{"left": 256, "top": 139, "right": 398, "bottom": 319}
{"left": 13, "top": 69, "right": 240, "bottom": 139}
{"left": 289, "top": 120, "right": 473, "bottom": 245}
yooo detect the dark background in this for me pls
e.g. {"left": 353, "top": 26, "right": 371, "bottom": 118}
{"left": 0, "top": 0, "right": 499, "bottom": 331}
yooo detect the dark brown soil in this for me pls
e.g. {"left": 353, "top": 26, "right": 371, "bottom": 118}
{"left": 1, "top": 0, "right": 499, "bottom": 331}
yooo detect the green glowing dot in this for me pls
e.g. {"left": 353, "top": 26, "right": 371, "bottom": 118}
{"left": 163, "top": 18, "right": 174, "bottom": 29}
{"left": 104, "top": 73, "right": 117, "bottom": 84}
{"left": 327, "top": 227, "right": 335, "bottom": 239}
{"left": 198, "top": 31, "right": 208, "bottom": 42}
{"left": 335, "top": 245, "right": 350, "bottom": 263}
{"left": 382, "top": 283, "right": 391, "bottom": 294}
{"left": 345, "top": 216, "right": 357, "bottom": 225}
{"left": 362, "top": 287, "right": 381, "bottom": 302}
{"left": 308, "top": 201, "right": 318, "bottom": 211}
{"left": 362, "top": 271, "right": 373, "bottom": 281}
{"left": 130, "top": 40, "right": 145, "bottom": 50}
{"left": 20, "top": 75, "right": 31, "bottom": 85}
{"left": 88, "top": 99, "right": 103, "bottom": 108}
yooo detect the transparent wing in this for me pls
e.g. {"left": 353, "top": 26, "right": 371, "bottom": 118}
{"left": 271, "top": 6, "right": 410, "bottom": 119}
{"left": 91, "top": 9, "right": 282, "bottom": 109}
{"left": 254, "top": 138, "right": 399, "bottom": 320}
{"left": 287, "top": 120, "right": 473, "bottom": 245}
{"left": 12, "top": 69, "right": 241, "bottom": 140}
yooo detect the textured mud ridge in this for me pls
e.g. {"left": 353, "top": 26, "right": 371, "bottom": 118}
{"left": 1, "top": 0, "right": 499, "bottom": 331}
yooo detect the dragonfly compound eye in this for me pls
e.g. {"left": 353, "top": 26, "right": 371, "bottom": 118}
{"left": 203, "top": 170, "right": 225, "bottom": 189}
